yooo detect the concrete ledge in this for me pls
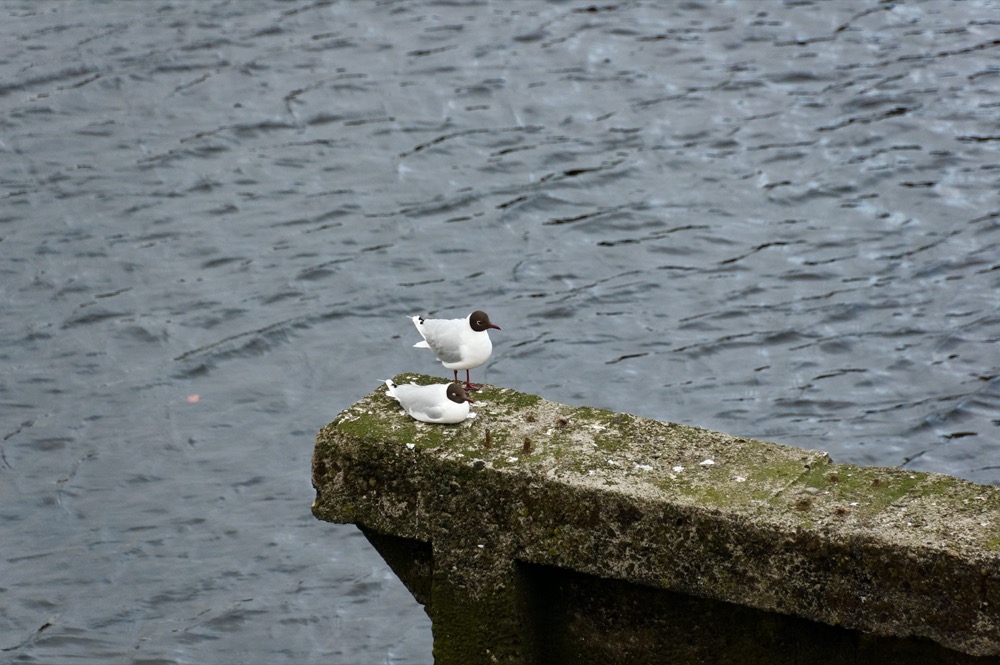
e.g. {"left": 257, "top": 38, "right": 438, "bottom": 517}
{"left": 312, "top": 374, "right": 1000, "bottom": 663}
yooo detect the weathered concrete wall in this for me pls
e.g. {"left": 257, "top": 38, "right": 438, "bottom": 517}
{"left": 312, "top": 374, "right": 1000, "bottom": 664}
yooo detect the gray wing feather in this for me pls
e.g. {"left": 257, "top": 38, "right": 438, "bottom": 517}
{"left": 422, "top": 405, "right": 445, "bottom": 421}
{"left": 418, "top": 318, "right": 465, "bottom": 364}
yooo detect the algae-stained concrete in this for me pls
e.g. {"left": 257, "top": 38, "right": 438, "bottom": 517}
{"left": 312, "top": 374, "right": 1000, "bottom": 663}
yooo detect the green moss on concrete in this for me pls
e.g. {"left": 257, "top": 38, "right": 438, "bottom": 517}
{"left": 490, "top": 386, "right": 544, "bottom": 412}
{"left": 799, "top": 464, "right": 924, "bottom": 513}
{"left": 428, "top": 566, "right": 537, "bottom": 665}
{"left": 313, "top": 376, "right": 1000, "bottom": 660}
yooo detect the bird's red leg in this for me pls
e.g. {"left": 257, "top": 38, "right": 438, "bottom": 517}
{"left": 465, "top": 369, "right": 482, "bottom": 392}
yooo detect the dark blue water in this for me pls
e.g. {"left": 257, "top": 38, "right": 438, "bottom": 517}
{"left": 2, "top": 1, "right": 998, "bottom": 662}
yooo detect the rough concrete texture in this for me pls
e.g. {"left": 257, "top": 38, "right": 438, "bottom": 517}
{"left": 312, "top": 374, "right": 1000, "bottom": 662}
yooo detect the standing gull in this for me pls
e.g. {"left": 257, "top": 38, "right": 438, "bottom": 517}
{"left": 411, "top": 310, "right": 500, "bottom": 391}
{"left": 384, "top": 380, "right": 475, "bottom": 424}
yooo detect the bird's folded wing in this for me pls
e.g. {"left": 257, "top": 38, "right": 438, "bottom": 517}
{"left": 418, "top": 320, "right": 465, "bottom": 364}
{"left": 422, "top": 405, "right": 445, "bottom": 421}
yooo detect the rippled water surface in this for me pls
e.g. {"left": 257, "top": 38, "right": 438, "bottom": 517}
{"left": 2, "top": 1, "right": 998, "bottom": 662}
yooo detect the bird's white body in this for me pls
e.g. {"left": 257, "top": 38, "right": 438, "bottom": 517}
{"left": 411, "top": 310, "right": 500, "bottom": 390}
{"left": 384, "top": 380, "right": 473, "bottom": 424}
{"left": 411, "top": 312, "right": 494, "bottom": 371}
